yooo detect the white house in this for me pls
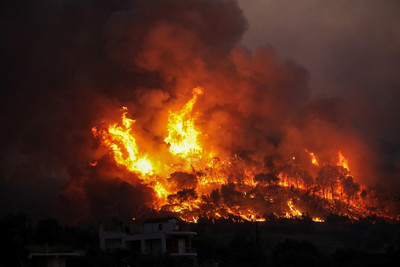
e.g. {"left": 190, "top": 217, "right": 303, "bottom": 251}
{"left": 99, "top": 217, "right": 197, "bottom": 256}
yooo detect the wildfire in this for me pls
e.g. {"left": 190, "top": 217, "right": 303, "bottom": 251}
{"left": 89, "top": 161, "right": 98, "bottom": 167}
{"left": 92, "top": 107, "right": 153, "bottom": 176}
{"left": 286, "top": 199, "right": 302, "bottom": 218}
{"left": 305, "top": 149, "right": 319, "bottom": 166}
{"left": 337, "top": 151, "right": 349, "bottom": 171}
{"left": 92, "top": 87, "right": 398, "bottom": 223}
{"left": 164, "top": 87, "right": 204, "bottom": 157}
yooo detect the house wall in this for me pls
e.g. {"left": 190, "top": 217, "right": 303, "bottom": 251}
{"left": 30, "top": 257, "right": 66, "bottom": 267}
{"left": 105, "top": 238, "right": 124, "bottom": 250}
{"left": 166, "top": 237, "right": 191, "bottom": 253}
{"left": 143, "top": 219, "right": 179, "bottom": 233}
{"left": 47, "top": 257, "right": 66, "bottom": 267}
{"left": 126, "top": 240, "right": 141, "bottom": 252}
{"left": 99, "top": 219, "right": 194, "bottom": 255}
{"left": 145, "top": 239, "right": 162, "bottom": 254}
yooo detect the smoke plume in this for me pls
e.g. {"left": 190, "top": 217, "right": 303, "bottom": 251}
{"left": 0, "top": 0, "right": 398, "bottom": 223}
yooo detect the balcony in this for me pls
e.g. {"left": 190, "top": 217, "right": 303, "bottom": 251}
{"left": 169, "top": 248, "right": 197, "bottom": 256}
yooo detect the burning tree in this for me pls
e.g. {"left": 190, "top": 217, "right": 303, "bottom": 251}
{"left": 92, "top": 86, "right": 397, "bottom": 223}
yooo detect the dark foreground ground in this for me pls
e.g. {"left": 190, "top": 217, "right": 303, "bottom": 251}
{"left": 1, "top": 213, "right": 400, "bottom": 267}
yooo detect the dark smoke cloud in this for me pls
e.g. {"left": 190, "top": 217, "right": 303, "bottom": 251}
{"left": 0, "top": 0, "right": 151, "bottom": 222}
{"left": 0, "top": 0, "right": 248, "bottom": 223}
{"left": 0, "top": 0, "right": 398, "bottom": 223}
{"left": 238, "top": 0, "right": 400, "bottom": 187}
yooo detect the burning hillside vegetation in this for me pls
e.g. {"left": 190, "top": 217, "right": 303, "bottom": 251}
{"left": 92, "top": 87, "right": 398, "bottom": 223}
{"left": 4, "top": 0, "right": 397, "bottom": 224}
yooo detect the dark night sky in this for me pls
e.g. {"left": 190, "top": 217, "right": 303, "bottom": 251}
{"left": 0, "top": 0, "right": 399, "bottom": 223}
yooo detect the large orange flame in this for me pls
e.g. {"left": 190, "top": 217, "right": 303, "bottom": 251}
{"left": 286, "top": 199, "right": 302, "bottom": 218}
{"left": 92, "top": 107, "right": 153, "bottom": 176}
{"left": 337, "top": 151, "right": 349, "bottom": 171}
{"left": 92, "top": 88, "right": 398, "bottom": 223}
{"left": 164, "top": 87, "right": 204, "bottom": 157}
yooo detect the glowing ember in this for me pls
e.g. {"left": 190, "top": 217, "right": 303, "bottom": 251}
{"left": 305, "top": 149, "right": 319, "bottom": 166}
{"left": 89, "top": 161, "right": 98, "bottom": 167}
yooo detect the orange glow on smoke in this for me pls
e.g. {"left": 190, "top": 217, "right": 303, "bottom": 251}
{"left": 92, "top": 87, "right": 397, "bottom": 223}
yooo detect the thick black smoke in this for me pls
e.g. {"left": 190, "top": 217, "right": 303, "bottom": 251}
{"left": 0, "top": 0, "right": 248, "bottom": 223}
{"left": 0, "top": 0, "right": 398, "bottom": 224}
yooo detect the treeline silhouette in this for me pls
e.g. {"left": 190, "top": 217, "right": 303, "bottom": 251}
{"left": 191, "top": 216, "right": 400, "bottom": 267}
{"left": 0, "top": 213, "right": 98, "bottom": 266}
{"left": 1, "top": 213, "right": 400, "bottom": 266}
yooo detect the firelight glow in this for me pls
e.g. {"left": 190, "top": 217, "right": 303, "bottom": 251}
{"left": 305, "top": 149, "right": 319, "bottom": 166}
{"left": 92, "top": 107, "right": 153, "bottom": 176}
{"left": 92, "top": 87, "right": 396, "bottom": 223}
{"left": 164, "top": 87, "right": 204, "bottom": 157}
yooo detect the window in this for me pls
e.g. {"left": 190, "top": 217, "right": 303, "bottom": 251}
{"left": 159, "top": 223, "right": 163, "bottom": 231}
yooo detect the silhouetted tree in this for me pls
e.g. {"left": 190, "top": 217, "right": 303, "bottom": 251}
{"left": 341, "top": 176, "right": 360, "bottom": 203}
{"left": 316, "top": 165, "right": 346, "bottom": 199}
{"left": 34, "top": 218, "right": 62, "bottom": 245}
{"left": 210, "top": 189, "right": 221, "bottom": 205}
{"left": 0, "top": 213, "right": 31, "bottom": 266}
{"left": 273, "top": 239, "right": 330, "bottom": 267}
{"left": 254, "top": 172, "right": 279, "bottom": 186}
